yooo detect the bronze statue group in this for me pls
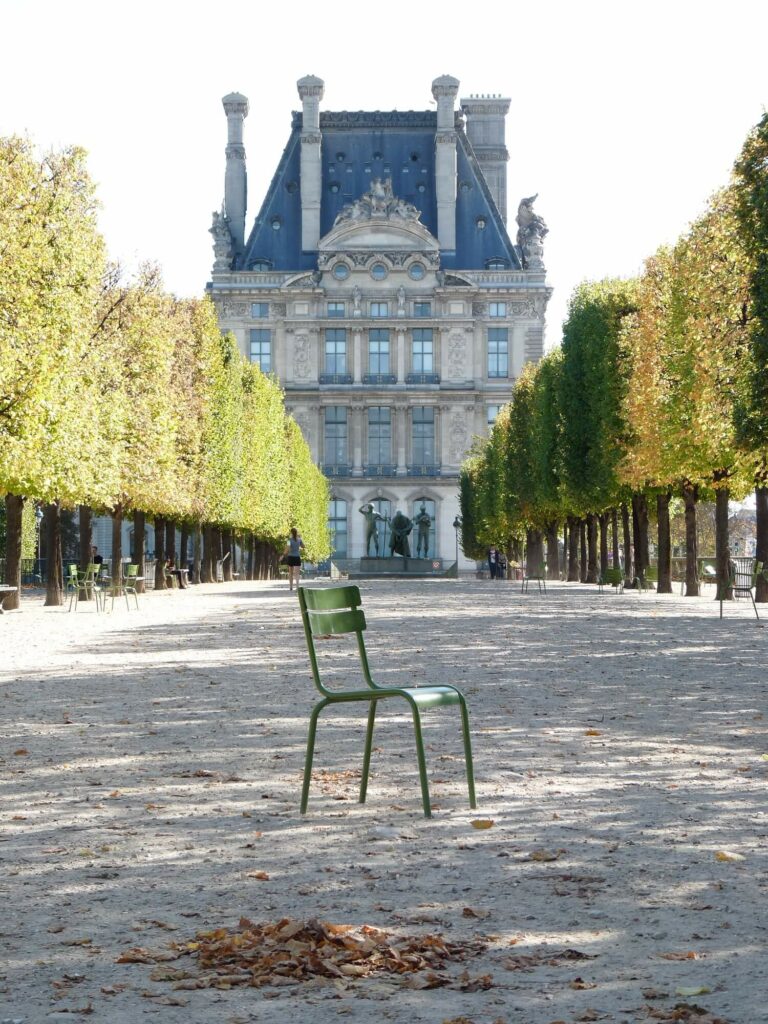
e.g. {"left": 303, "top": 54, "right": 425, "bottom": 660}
{"left": 359, "top": 503, "right": 432, "bottom": 559}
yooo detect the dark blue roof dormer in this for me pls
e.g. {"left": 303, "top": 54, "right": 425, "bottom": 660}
{"left": 240, "top": 110, "right": 521, "bottom": 272}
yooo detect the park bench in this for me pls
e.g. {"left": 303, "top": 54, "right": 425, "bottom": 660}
{"left": 297, "top": 584, "right": 476, "bottom": 818}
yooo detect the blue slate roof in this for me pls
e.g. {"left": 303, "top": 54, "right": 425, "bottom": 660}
{"left": 240, "top": 111, "right": 521, "bottom": 272}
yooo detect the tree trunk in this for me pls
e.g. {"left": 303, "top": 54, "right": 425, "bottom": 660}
{"left": 545, "top": 521, "right": 559, "bottom": 580}
{"left": 247, "top": 533, "right": 255, "bottom": 580}
{"left": 621, "top": 502, "right": 633, "bottom": 586}
{"left": 43, "top": 502, "right": 64, "bottom": 606}
{"left": 526, "top": 528, "right": 544, "bottom": 575}
{"left": 579, "top": 519, "right": 587, "bottom": 583}
{"left": 154, "top": 516, "right": 166, "bottom": 590}
{"left": 192, "top": 524, "right": 202, "bottom": 584}
{"left": 756, "top": 485, "right": 768, "bottom": 603}
{"left": 179, "top": 524, "right": 189, "bottom": 572}
{"left": 584, "top": 514, "right": 597, "bottom": 583}
{"left": 214, "top": 528, "right": 223, "bottom": 579}
{"left": 165, "top": 520, "right": 176, "bottom": 566}
{"left": 111, "top": 503, "right": 123, "bottom": 583}
{"left": 656, "top": 490, "right": 673, "bottom": 593}
{"left": 681, "top": 481, "right": 700, "bottom": 597}
{"left": 79, "top": 505, "right": 93, "bottom": 571}
{"left": 133, "top": 511, "right": 146, "bottom": 594}
{"left": 631, "top": 493, "right": 650, "bottom": 583}
{"left": 231, "top": 532, "right": 239, "bottom": 578}
{"left": 715, "top": 482, "right": 732, "bottom": 601}
{"left": 222, "top": 529, "right": 233, "bottom": 581}
{"left": 598, "top": 513, "right": 609, "bottom": 578}
{"left": 3, "top": 494, "right": 24, "bottom": 611}
{"left": 561, "top": 521, "right": 568, "bottom": 578}
{"left": 566, "top": 516, "right": 579, "bottom": 581}
{"left": 611, "top": 508, "right": 620, "bottom": 571}
{"left": 201, "top": 526, "right": 214, "bottom": 583}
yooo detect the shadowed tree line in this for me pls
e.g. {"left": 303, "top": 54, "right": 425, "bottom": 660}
{"left": 461, "top": 113, "right": 768, "bottom": 602}
{"left": 0, "top": 137, "right": 330, "bottom": 608}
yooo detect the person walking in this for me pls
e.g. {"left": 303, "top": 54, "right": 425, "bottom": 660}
{"left": 488, "top": 546, "right": 499, "bottom": 580}
{"left": 284, "top": 528, "right": 305, "bottom": 591}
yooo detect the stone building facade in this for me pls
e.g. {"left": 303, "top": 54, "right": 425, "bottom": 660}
{"left": 207, "top": 76, "right": 551, "bottom": 566}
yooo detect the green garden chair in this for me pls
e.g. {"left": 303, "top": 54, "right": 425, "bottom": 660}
{"left": 298, "top": 585, "right": 477, "bottom": 818}
{"left": 123, "top": 563, "right": 143, "bottom": 610}
{"left": 719, "top": 558, "right": 761, "bottom": 620}
{"left": 636, "top": 565, "right": 657, "bottom": 593}
{"left": 599, "top": 567, "right": 624, "bottom": 594}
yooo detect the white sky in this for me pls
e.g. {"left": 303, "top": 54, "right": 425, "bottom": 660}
{"left": 2, "top": 0, "right": 766, "bottom": 347}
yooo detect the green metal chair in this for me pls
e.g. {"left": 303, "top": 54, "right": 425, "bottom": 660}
{"left": 123, "top": 563, "right": 143, "bottom": 610}
{"left": 719, "top": 558, "right": 761, "bottom": 620}
{"left": 298, "top": 585, "right": 477, "bottom": 818}
{"left": 599, "top": 567, "right": 624, "bottom": 594}
{"left": 68, "top": 563, "right": 103, "bottom": 611}
{"left": 636, "top": 565, "right": 657, "bottom": 593}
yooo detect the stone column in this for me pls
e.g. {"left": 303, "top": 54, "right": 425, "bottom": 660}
{"left": 297, "top": 75, "right": 324, "bottom": 252}
{"left": 352, "top": 404, "right": 364, "bottom": 475}
{"left": 395, "top": 403, "right": 407, "bottom": 475}
{"left": 396, "top": 326, "right": 406, "bottom": 382}
{"left": 431, "top": 75, "right": 459, "bottom": 251}
{"left": 222, "top": 93, "right": 249, "bottom": 254}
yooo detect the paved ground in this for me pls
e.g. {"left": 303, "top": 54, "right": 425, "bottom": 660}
{"left": 0, "top": 578, "right": 766, "bottom": 1023}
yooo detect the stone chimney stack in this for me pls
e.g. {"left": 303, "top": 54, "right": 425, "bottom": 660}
{"left": 460, "top": 94, "right": 510, "bottom": 223}
{"left": 297, "top": 74, "right": 325, "bottom": 252}
{"left": 222, "top": 92, "right": 249, "bottom": 254}
{"left": 431, "top": 74, "right": 459, "bottom": 251}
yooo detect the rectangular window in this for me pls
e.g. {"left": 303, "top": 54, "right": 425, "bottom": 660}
{"left": 324, "top": 406, "right": 348, "bottom": 465}
{"left": 368, "top": 329, "right": 390, "bottom": 374}
{"left": 412, "top": 329, "right": 433, "bottom": 373}
{"left": 413, "top": 302, "right": 431, "bottom": 318}
{"left": 249, "top": 329, "right": 271, "bottom": 373}
{"left": 487, "top": 404, "right": 501, "bottom": 427}
{"left": 412, "top": 407, "right": 435, "bottom": 466}
{"left": 327, "top": 302, "right": 345, "bottom": 318}
{"left": 367, "top": 407, "right": 392, "bottom": 465}
{"left": 324, "top": 329, "right": 347, "bottom": 374}
{"left": 370, "top": 302, "right": 389, "bottom": 318}
{"left": 251, "top": 302, "right": 269, "bottom": 318}
{"left": 489, "top": 302, "right": 507, "bottom": 318}
{"left": 328, "top": 499, "right": 347, "bottom": 557}
{"left": 488, "top": 328, "right": 509, "bottom": 378}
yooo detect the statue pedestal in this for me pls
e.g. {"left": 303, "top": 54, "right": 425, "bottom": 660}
{"left": 356, "top": 557, "right": 444, "bottom": 578}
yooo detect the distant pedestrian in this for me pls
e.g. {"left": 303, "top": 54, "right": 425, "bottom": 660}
{"left": 488, "top": 546, "right": 500, "bottom": 580}
{"left": 91, "top": 546, "right": 103, "bottom": 565}
{"left": 498, "top": 552, "right": 507, "bottom": 580}
{"left": 284, "top": 528, "right": 305, "bottom": 591}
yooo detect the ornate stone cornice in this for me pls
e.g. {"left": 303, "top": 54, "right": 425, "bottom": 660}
{"left": 301, "top": 133, "right": 322, "bottom": 145}
{"left": 225, "top": 144, "right": 245, "bottom": 160}
{"left": 435, "top": 131, "right": 457, "bottom": 145}
{"left": 475, "top": 148, "right": 510, "bottom": 162}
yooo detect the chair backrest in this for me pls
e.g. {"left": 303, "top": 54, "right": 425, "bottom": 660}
{"left": 732, "top": 557, "right": 759, "bottom": 594}
{"left": 298, "top": 586, "right": 369, "bottom": 696}
{"left": 125, "top": 564, "right": 139, "bottom": 580}
{"left": 605, "top": 567, "right": 623, "bottom": 586}
{"left": 67, "top": 564, "right": 79, "bottom": 583}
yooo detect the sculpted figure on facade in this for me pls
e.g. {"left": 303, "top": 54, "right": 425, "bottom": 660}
{"left": 449, "top": 411, "right": 469, "bottom": 463}
{"left": 447, "top": 332, "right": 466, "bottom": 380}
{"left": 293, "top": 334, "right": 311, "bottom": 380}
{"left": 397, "top": 286, "right": 406, "bottom": 314}
{"left": 516, "top": 194, "right": 548, "bottom": 270}
{"left": 334, "top": 178, "right": 422, "bottom": 227}
{"left": 210, "top": 206, "right": 233, "bottom": 272}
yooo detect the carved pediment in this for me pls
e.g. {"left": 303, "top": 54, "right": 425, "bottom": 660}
{"left": 319, "top": 178, "right": 439, "bottom": 254}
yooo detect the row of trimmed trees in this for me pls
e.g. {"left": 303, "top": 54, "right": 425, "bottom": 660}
{"left": 0, "top": 137, "right": 330, "bottom": 607}
{"left": 460, "top": 113, "right": 768, "bottom": 600}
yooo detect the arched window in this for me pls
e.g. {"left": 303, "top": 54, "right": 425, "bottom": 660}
{"left": 485, "top": 257, "right": 509, "bottom": 270}
{"left": 411, "top": 498, "right": 436, "bottom": 559}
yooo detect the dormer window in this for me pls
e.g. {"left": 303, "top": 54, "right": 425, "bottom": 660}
{"left": 485, "top": 258, "right": 510, "bottom": 270}
{"left": 249, "top": 258, "right": 273, "bottom": 271}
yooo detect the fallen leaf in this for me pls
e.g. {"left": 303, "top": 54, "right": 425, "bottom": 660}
{"left": 470, "top": 819, "right": 494, "bottom": 830}
{"left": 245, "top": 870, "right": 270, "bottom": 880}
{"left": 570, "top": 977, "right": 597, "bottom": 989}
{"left": 527, "top": 848, "right": 565, "bottom": 862}
{"left": 584, "top": 729, "right": 602, "bottom": 737}
{"left": 13, "top": 748, "right": 28, "bottom": 756}
{"left": 462, "top": 907, "right": 490, "bottom": 919}
{"left": 659, "top": 951, "right": 699, "bottom": 960}
{"left": 714, "top": 850, "right": 744, "bottom": 862}
{"left": 675, "top": 986, "right": 712, "bottom": 996}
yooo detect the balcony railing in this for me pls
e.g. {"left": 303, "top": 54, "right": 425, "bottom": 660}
{"left": 362, "top": 373, "right": 397, "bottom": 385}
{"left": 363, "top": 464, "right": 397, "bottom": 478}
{"left": 319, "top": 373, "right": 353, "bottom": 385}
{"left": 405, "top": 372, "right": 440, "bottom": 385}
{"left": 407, "top": 465, "right": 440, "bottom": 477}
{"left": 323, "top": 465, "right": 352, "bottom": 477}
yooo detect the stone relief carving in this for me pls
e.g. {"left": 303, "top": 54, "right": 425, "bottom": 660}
{"left": 271, "top": 302, "right": 286, "bottom": 317}
{"left": 508, "top": 301, "right": 538, "bottom": 318}
{"left": 472, "top": 301, "right": 487, "bottom": 317}
{"left": 210, "top": 206, "right": 233, "bottom": 273}
{"left": 333, "top": 178, "right": 421, "bottom": 227}
{"left": 218, "top": 300, "right": 248, "bottom": 317}
{"left": 516, "top": 194, "right": 548, "bottom": 270}
{"left": 447, "top": 332, "right": 466, "bottom": 380}
{"left": 293, "top": 410, "right": 312, "bottom": 443}
{"left": 293, "top": 334, "right": 311, "bottom": 380}
{"left": 449, "top": 411, "right": 470, "bottom": 463}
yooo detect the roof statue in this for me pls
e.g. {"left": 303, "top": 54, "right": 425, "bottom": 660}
{"left": 334, "top": 178, "right": 422, "bottom": 228}
{"left": 516, "top": 194, "right": 548, "bottom": 270}
{"left": 210, "top": 205, "right": 233, "bottom": 272}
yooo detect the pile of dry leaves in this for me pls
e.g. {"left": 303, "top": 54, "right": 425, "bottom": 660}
{"left": 117, "top": 917, "right": 489, "bottom": 991}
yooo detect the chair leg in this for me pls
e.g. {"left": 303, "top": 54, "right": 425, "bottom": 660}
{"left": 751, "top": 593, "right": 759, "bottom": 621}
{"left": 359, "top": 701, "right": 377, "bottom": 804}
{"left": 458, "top": 696, "right": 477, "bottom": 809}
{"left": 408, "top": 701, "right": 432, "bottom": 818}
{"left": 300, "top": 699, "right": 329, "bottom": 814}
